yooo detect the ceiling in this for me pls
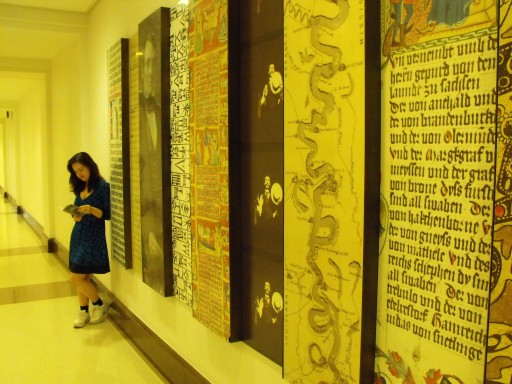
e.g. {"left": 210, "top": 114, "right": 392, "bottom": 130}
{"left": 0, "top": 0, "right": 98, "bottom": 14}
{"left": 0, "top": 0, "right": 99, "bottom": 106}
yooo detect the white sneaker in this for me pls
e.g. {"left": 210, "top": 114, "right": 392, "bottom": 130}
{"left": 73, "top": 310, "right": 90, "bottom": 328}
{"left": 89, "top": 304, "right": 106, "bottom": 324}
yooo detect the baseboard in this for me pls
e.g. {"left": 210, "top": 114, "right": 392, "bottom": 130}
{"left": 105, "top": 294, "right": 211, "bottom": 384}
{"left": 4, "top": 191, "right": 17, "bottom": 209}
{"left": 52, "top": 238, "right": 69, "bottom": 267}
{"left": 17, "top": 205, "right": 51, "bottom": 247}
{"left": 48, "top": 238, "right": 58, "bottom": 253}
{"left": 50, "top": 239, "right": 209, "bottom": 384}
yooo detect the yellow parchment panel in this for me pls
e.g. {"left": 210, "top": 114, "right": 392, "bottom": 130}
{"left": 283, "top": 1, "right": 366, "bottom": 382}
{"left": 377, "top": 1, "right": 497, "bottom": 383}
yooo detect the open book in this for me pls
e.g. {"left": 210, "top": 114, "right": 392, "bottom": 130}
{"left": 62, "top": 204, "right": 86, "bottom": 216}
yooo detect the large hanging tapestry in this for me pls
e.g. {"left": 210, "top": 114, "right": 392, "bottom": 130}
{"left": 376, "top": 1, "right": 497, "bottom": 382}
{"left": 170, "top": 3, "right": 193, "bottom": 307}
{"left": 487, "top": 2, "right": 512, "bottom": 383}
{"left": 283, "top": 1, "right": 371, "bottom": 382}
{"left": 239, "top": 0, "right": 284, "bottom": 365}
{"left": 108, "top": 38, "right": 132, "bottom": 268}
{"left": 189, "top": 0, "right": 231, "bottom": 339}
{"left": 138, "top": 7, "right": 173, "bottom": 296}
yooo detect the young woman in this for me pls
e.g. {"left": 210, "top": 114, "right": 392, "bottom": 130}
{"left": 66, "top": 152, "right": 111, "bottom": 328}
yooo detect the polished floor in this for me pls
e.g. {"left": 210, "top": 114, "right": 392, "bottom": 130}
{"left": 0, "top": 198, "right": 167, "bottom": 384}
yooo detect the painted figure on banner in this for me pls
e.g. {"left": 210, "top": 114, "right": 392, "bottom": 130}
{"left": 139, "top": 30, "right": 164, "bottom": 295}
{"left": 254, "top": 175, "right": 283, "bottom": 225}
{"left": 382, "top": 0, "right": 496, "bottom": 59}
{"left": 193, "top": 0, "right": 226, "bottom": 54}
{"left": 195, "top": 131, "right": 203, "bottom": 166}
{"left": 255, "top": 281, "right": 283, "bottom": 326}
{"left": 259, "top": 64, "right": 283, "bottom": 118}
{"left": 427, "top": 0, "right": 473, "bottom": 27}
{"left": 204, "top": 130, "right": 219, "bottom": 166}
{"left": 390, "top": 0, "right": 414, "bottom": 48}
{"left": 197, "top": 219, "right": 224, "bottom": 258}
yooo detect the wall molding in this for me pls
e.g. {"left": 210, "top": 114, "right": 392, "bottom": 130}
{"left": 15, "top": 204, "right": 54, "bottom": 252}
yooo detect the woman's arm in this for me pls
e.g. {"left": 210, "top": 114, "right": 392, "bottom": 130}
{"left": 77, "top": 204, "right": 103, "bottom": 218}
{"left": 76, "top": 181, "right": 110, "bottom": 219}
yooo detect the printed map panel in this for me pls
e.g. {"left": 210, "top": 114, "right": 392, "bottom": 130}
{"left": 283, "top": 1, "right": 366, "bottom": 382}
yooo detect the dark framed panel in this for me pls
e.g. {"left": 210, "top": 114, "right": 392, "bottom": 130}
{"left": 108, "top": 38, "right": 133, "bottom": 269}
{"left": 239, "top": 0, "right": 284, "bottom": 364}
{"left": 361, "top": 2, "right": 380, "bottom": 382}
{"left": 138, "top": 7, "right": 172, "bottom": 296}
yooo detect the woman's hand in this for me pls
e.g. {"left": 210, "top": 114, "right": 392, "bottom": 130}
{"left": 72, "top": 214, "right": 82, "bottom": 222}
{"left": 77, "top": 205, "right": 103, "bottom": 219}
{"left": 77, "top": 205, "right": 93, "bottom": 215}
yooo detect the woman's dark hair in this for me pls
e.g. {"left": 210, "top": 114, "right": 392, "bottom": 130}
{"left": 67, "top": 152, "right": 103, "bottom": 195}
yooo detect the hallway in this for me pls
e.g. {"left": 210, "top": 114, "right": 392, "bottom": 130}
{"left": 0, "top": 198, "right": 167, "bottom": 384}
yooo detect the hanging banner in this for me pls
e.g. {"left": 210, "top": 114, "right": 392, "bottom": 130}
{"left": 170, "top": 2, "right": 193, "bottom": 307}
{"left": 108, "top": 38, "right": 132, "bottom": 269}
{"left": 283, "top": 1, "right": 372, "bottom": 382}
{"left": 138, "top": 7, "right": 173, "bottom": 296}
{"left": 189, "top": 0, "right": 232, "bottom": 339}
{"left": 376, "top": 1, "right": 497, "bottom": 382}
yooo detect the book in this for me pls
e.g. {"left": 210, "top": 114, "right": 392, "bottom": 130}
{"left": 62, "top": 204, "right": 86, "bottom": 216}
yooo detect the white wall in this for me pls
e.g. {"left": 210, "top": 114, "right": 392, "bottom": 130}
{"left": 50, "top": 36, "right": 91, "bottom": 245}
{"left": 78, "top": 1, "right": 287, "bottom": 383}
{"left": 17, "top": 76, "right": 45, "bottom": 221}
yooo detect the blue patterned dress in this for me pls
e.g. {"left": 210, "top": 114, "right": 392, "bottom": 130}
{"left": 69, "top": 179, "right": 111, "bottom": 274}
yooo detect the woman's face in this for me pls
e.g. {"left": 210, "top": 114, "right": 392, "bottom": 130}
{"left": 72, "top": 162, "right": 90, "bottom": 182}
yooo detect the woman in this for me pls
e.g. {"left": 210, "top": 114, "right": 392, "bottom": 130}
{"left": 66, "top": 152, "right": 111, "bottom": 328}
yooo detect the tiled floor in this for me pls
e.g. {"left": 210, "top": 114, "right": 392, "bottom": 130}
{"left": 0, "top": 199, "right": 167, "bottom": 384}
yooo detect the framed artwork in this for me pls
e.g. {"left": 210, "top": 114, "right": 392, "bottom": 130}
{"left": 189, "top": 0, "right": 242, "bottom": 341}
{"left": 283, "top": 1, "right": 379, "bottom": 383}
{"left": 138, "top": 7, "right": 173, "bottom": 296}
{"left": 239, "top": 0, "right": 284, "bottom": 364}
{"left": 377, "top": 0, "right": 497, "bottom": 383}
{"left": 108, "top": 38, "right": 133, "bottom": 269}
{"left": 170, "top": 2, "right": 193, "bottom": 306}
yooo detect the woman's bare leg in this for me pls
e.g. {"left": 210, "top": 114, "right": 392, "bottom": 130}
{"left": 70, "top": 273, "right": 100, "bottom": 303}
